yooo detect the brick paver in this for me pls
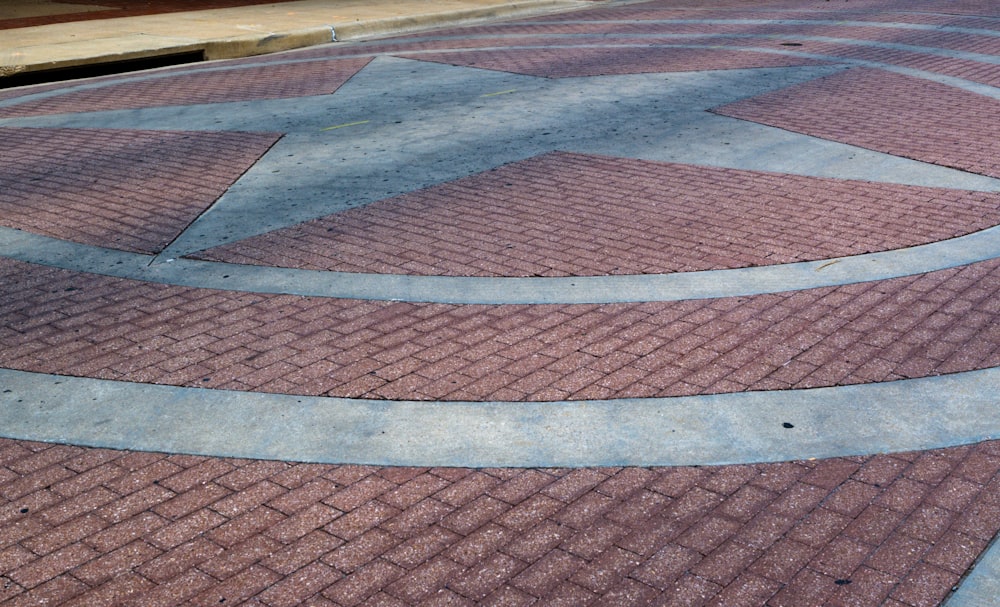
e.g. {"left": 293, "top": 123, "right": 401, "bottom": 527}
{"left": 1, "top": 438, "right": 999, "bottom": 606}
{"left": 411, "top": 46, "right": 826, "bottom": 78}
{"left": 4, "top": 0, "right": 1000, "bottom": 604}
{"left": 0, "top": 58, "right": 372, "bottom": 118}
{"left": 0, "top": 128, "right": 280, "bottom": 253}
{"left": 406, "top": 38, "right": 1000, "bottom": 85}
{"left": 526, "top": 0, "right": 1000, "bottom": 17}
{"left": 233, "top": 4, "right": 1000, "bottom": 87}
{"left": 715, "top": 67, "right": 1000, "bottom": 179}
{"left": 198, "top": 152, "right": 1000, "bottom": 276}
{"left": 4, "top": 256, "right": 1000, "bottom": 401}
{"left": 587, "top": 22, "right": 1000, "bottom": 57}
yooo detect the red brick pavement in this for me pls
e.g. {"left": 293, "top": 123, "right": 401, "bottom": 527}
{"left": 211, "top": 11, "right": 1000, "bottom": 87}
{"left": 197, "top": 152, "right": 1000, "bottom": 276}
{"left": 0, "top": 84, "right": 67, "bottom": 103}
{"left": 796, "top": 46, "right": 1000, "bottom": 88}
{"left": 577, "top": 22, "right": 1000, "bottom": 57}
{"left": 0, "top": 128, "right": 280, "bottom": 254}
{"left": 399, "top": 39, "right": 1000, "bottom": 86}
{"left": 528, "top": 0, "right": 1000, "bottom": 18}
{"left": 602, "top": 3, "right": 997, "bottom": 20}
{"left": 3, "top": 256, "right": 1000, "bottom": 401}
{"left": 220, "top": 1, "right": 1000, "bottom": 62}
{"left": 480, "top": 22, "right": 1000, "bottom": 59}
{"left": 410, "top": 46, "right": 826, "bottom": 78}
{"left": 4, "top": 1, "right": 1000, "bottom": 605}
{"left": 1, "top": 437, "right": 999, "bottom": 606}
{"left": 8, "top": 1, "right": 999, "bottom": 98}
{"left": 399, "top": 20, "right": 1000, "bottom": 87}
{"left": 714, "top": 67, "right": 1000, "bottom": 180}
{"left": 0, "top": 58, "right": 372, "bottom": 118}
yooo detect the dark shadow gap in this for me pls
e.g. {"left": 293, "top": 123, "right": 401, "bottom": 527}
{"left": 0, "top": 50, "right": 205, "bottom": 89}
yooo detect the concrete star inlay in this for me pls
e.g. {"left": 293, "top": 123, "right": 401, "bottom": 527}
{"left": 194, "top": 151, "right": 1000, "bottom": 277}
{"left": 5, "top": 56, "right": 997, "bottom": 264}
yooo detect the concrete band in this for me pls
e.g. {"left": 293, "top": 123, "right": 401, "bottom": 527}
{"left": 2, "top": 367, "right": 998, "bottom": 468}
{"left": 4, "top": 223, "right": 1000, "bottom": 304}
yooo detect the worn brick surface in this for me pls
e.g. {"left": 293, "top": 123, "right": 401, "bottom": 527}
{"left": 464, "top": 20, "right": 1000, "bottom": 57}
{"left": 373, "top": 31, "right": 1000, "bottom": 86}
{"left": 0, "top": 439, "right": 994, "bottom": 605}
{"left": 0, "top": 128, "right": 280, "bottom": 253}
{"left": 5, "top": 256, "right": 1000, "bottom": 401}
{"left": 715, "top": 67, "right": 1000, "bottom": 179}
{"left": 0, "top": 58, "right": 371, "bottom": 118}
{"left": 3, "top": 1, "right": 1000, "bottom": 605}
{"left": 226, "top": 2, "right": 1000, "bottom": 88}
{"left": 408, "top": 46, "right": 826, "bottom": 77}
{"left": 198, "top": 152, "right": 1000, "bottom": 276}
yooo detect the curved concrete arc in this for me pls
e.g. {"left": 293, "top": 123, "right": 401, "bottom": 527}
{"left": 5, "top": 224, "right": 1000, "bottom": 304}
{"left": 1, "top": 367, "right": 998, "bottom": 467}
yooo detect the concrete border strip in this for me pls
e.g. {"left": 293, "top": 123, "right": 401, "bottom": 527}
{"left": 4, "top": 223, "right": 1000, "bottom": 304}
{"left": 945, "top": 536, "right": 1000, "bottom": 607}
{"left": 0, "top": 367, "right": 997, "bottom": 467}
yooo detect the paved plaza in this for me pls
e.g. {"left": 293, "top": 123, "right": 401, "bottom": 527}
{"left": 2, "top": 0, "right": 1000, "bottom": 604}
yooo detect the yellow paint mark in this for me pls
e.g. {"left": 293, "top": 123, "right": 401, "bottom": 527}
{"left": 815, "top": 259, "right": 841, "bottom": 271}
{"left": 480, "top": 89, "right": 517, "bottom": 97}
{"left": 321, "top": 120, "right": 370, "bottom": 131}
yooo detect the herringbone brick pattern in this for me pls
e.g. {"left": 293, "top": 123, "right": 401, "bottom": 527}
{"left": 4, "top": 0, "right": 1000, "bottom": 605}
{"left": 737, "top": 40, "right": 1000, "bottom": 88}
{"left": 197, "top": 152, "right": 1000, "bottom": 276}
{"left": 572, "top": 22, "right": 1000, "bottom": 56}
{"left": 0, "top": 58, "right": 371, "bottom": 118}
{"left": 2, "top": 438, "right": 999, "bottom": 606}
{"left": 715, "top": 68, "right": 1000, "bottom": 179}
{"left": 387, "top": 36, "right": 1000, "bottom": 86}
{"left": 237, "top": 2, "right": 1000, "bottom": 87}
{"left": 516, "top": 0, "right": 1000, "bottom": 18}
{"left": 410, "top": 46, "right": 825, "bottom": 77}
{"left": 0, "top": 88, "right": 48, "bottom": 102}
{"left": 0, "top": 128, "right": 281, "bottom": 253}
{"left": 4, "top": 257, "right": 1000, "bottom": 401}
